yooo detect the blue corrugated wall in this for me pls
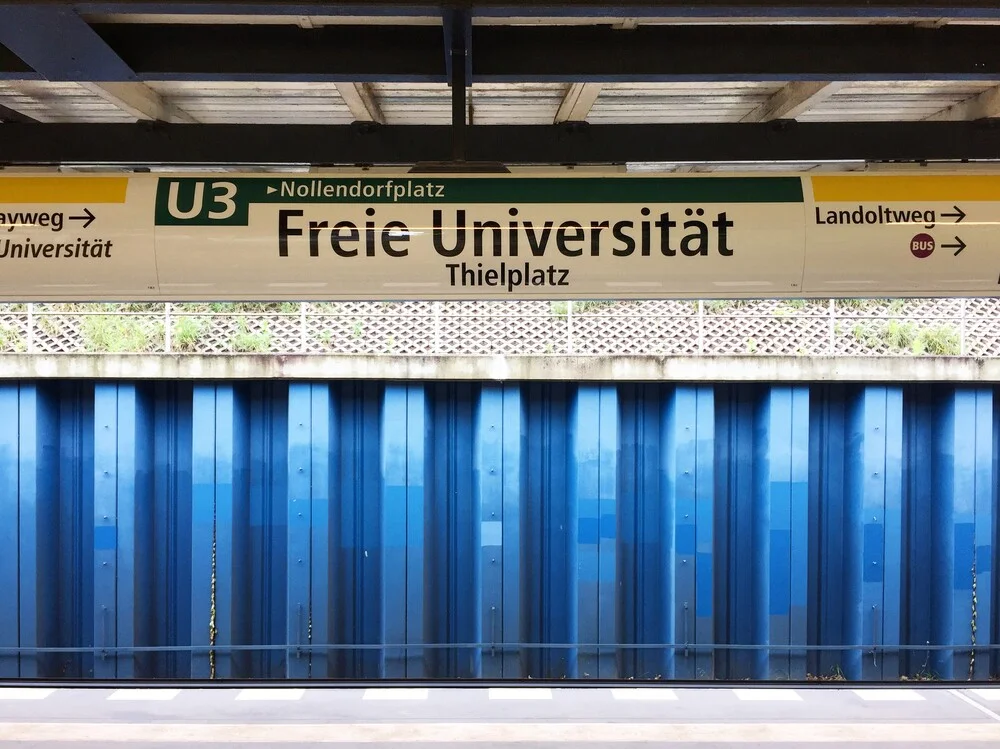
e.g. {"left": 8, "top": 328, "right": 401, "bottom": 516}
{"left": 0, "top": 380, "right": 996, "bottom": 681}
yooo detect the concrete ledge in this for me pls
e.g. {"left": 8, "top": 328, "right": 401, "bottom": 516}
{"left": 0, "top": 354, "right": 998, "bottom": 382}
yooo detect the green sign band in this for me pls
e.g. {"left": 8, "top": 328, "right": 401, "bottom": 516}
{"left": 154, "top": 176, "right": 805, "bottom": 227}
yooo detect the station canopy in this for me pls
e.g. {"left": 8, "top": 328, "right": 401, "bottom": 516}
{"left": 1, "top": 1, "right": 999, "bottom": 170}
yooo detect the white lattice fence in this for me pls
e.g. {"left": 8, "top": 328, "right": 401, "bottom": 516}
{"left": 0, "top": 299, "right": 996, "bottom": 356}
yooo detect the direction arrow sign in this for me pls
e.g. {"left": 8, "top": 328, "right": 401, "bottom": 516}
{"left": 942, "top": 206, "right": 966, "bottom": 223}
{"left": 943, "top": 237, "right": 967, "bottom": 256}
{"left": 69, "top": 207, "right": 95, "bottom": 229}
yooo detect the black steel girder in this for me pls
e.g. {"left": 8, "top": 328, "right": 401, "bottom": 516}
{"left": 87, "top": 23, "right": 445, "bottom": 81}
{"left": 0, "top": 42, "right": 33, "bottom": 77}
{"left": 16, "top": 1, "right": 1000, "bottom": 12}
{"left": 49, "top": 22, "right": 1000, "bottom": 82}
{"left": 1, "top": 122, "right": 998, "bottom": 165}
{"left": 0, "top": 103, "right": 36, "bottom": 123}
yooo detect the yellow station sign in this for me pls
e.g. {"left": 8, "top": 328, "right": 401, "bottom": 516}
{"left": 0, "top": 172, "right": 996, "bottom": 300}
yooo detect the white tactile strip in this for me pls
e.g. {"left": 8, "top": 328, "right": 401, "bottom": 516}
{"left": 488, "top": 687, "right": 553, "bottom": 700}
{"left": 108, "top": 689, "right": 181, "bottom": 701}
{"left": 235, "top": 689, "right": 306, "bottom": 701}
{"left": 852, "top": 689, "right": 925, "bottom": 701}
{"left": 611, "top": 688, "right": 678, "bottom": 701}
{"left": 970, "top": 689, "right": 1000, "bottom": 702}
{"left": 362, "top": 688, "right": 429, "bottom": 701}
{"left": 733, "top": 688, "right": 803, "bottom": 701}
{"left": 0, "top": 688, "right": 57, "bottom": 701}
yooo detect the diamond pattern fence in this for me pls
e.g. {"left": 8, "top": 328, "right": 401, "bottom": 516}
{"left": 0, "top": 299, "right": 996, "bottom": 356}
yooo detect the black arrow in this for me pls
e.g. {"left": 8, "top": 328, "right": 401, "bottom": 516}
{"left": 942, "top": 236, "right": 967, "bottom": 256}
{"left": 69, "top": 207, "right": 95, "bottom": 230}
{"left": 942, "top": 206, "right": 966, "bottom": 223}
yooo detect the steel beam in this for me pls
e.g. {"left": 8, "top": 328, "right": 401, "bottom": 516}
{"left": 0, "top": 42, "right": 34, "bottom": 80}
{"left": 1, "top": 121, "right": 999, "bottom": 166}
{"left": 0, "top": 5, "right": 137, "bottom": 81}
{"left": 90, "top": 23, "right": 445, "bottom": 82}
{"left": 445, "top": 8, "right": 472, "bottom": 162}
{"left": 28, "top": 22, "right": 991, "bottom": 83}
{"left": 471, "top": 24, "right": 1000, "bottom": 82}
{"left": 46, "top": 2, "right": 1000, "bottom": 21}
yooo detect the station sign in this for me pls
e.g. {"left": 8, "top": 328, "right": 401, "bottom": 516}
{"left": 0, "top": 172, "right": 996, "bottom": 300}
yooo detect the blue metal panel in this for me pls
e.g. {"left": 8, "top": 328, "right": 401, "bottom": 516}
{"left": 500, "top": 386, "right": 524, "bottom": 679}
{"left": 286, "top": 383, "right": 328, "bottom": 678}
{"left": 248, "top": 384, "right": 288, "bottom": 680}
{"left": 332, "top": 383, "right": 384, "bottom": 679}
{"left": 670, "top": 387, "right": 700, "bottom": 680}
{"left": 405, "top": 385, "right": 428, "bottom": 678}
{"left": 813, "top": 387, "right": 906, "bottom": 680}
{"left": 381, "top": 385, "right": 408, "bottom": 678}
{"left": 151, "top": 384, "right": 193, "bottom": 680}
{"left": 92, "top": 385, "right": 118, "bottom": 679}
{"left": 477, "top": 386, "right": 504, "bottom": 679}
{"left": 596, "top": 386, "right": 618, "bottom": 679}
{"left": 309, "top": 385, "right": 331, "bottom": 678}
{"left": 693, "top": 387, "right": 715, "bottom": 680}
{"left": 0, "top": 386, "right": 20, "bottom": 678}
{"left": 189, "top": 386, "right": 216, "bottom": 679}
{"left": 569, "top": 385, "right": 619, "bottom": 679}
{"left": 18, "top": 386, "right": 60, "bottom": 678}
{"left": 424, "top": 384, "right": 477, "bottom": 678}
{"left": 286, "top": 384, "right": 313, "bottom": 678}
{"left": 571, "top": 387, "right": 597, "bottom": 679}
{"left": 0, "top": 379, "right": 999, "bottom": 681}
{"left": 524, "top": 383, "right": 572, "bottom": 679}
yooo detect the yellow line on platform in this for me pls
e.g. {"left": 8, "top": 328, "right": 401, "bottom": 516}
{"left": 0, "top": 722, "right": 998, "bottom": 743}
{"left": 811, "top": 175, "right": 1000, "bottom": 202}
{"left": 0, "top": 178, "right": 129, "bottom": 204}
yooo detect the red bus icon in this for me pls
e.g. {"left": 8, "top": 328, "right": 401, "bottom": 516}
{"left": 910, "top": 233, "right": 935, "bottom": 258}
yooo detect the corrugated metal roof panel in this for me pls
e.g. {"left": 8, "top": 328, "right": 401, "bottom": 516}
{"left": 0, "top": 82, "right": 136, "bottom": 123}
{"left": 370, "top": 83, "right": 564, "bottom": 125}
{"left": 471, "top": 83, "right": 565, "bottom": 125}
{"left": 146, "top": 82, "right": 353, "bottom": 124}
{"left": 589, "top": 82, "right": 777, "bottom": 123}
{"left": 798, "top": 81, "right": 1000, "bottom": 121}
{"left": 369, "top": 82, "right": 451, "bottom": 124}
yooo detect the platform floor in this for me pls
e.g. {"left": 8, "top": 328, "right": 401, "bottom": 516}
{"left": 0, "top": 685, "right": 998, "bottom": 746}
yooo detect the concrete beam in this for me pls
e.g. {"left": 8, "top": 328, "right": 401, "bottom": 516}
{"left": 3, "top": 354, "right": 1000, "bottom": 383}
{"left": 335, "top": 82, "right": 386, "bottom": 124}
{"left": 554, "top": 82, "right": 602, "bottom": 123}
{"left": 741, "top": 81, "right": 845, "bottom": 122}
{"left": 926, "top": 84, "right": 1000, "bottom": 121}
{"left": 80, "top": 82, "right": 197, "bottom": 123}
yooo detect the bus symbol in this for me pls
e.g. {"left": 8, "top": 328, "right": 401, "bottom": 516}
{"left": 910, "top": 233, "right": 934, "bottom": 259}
